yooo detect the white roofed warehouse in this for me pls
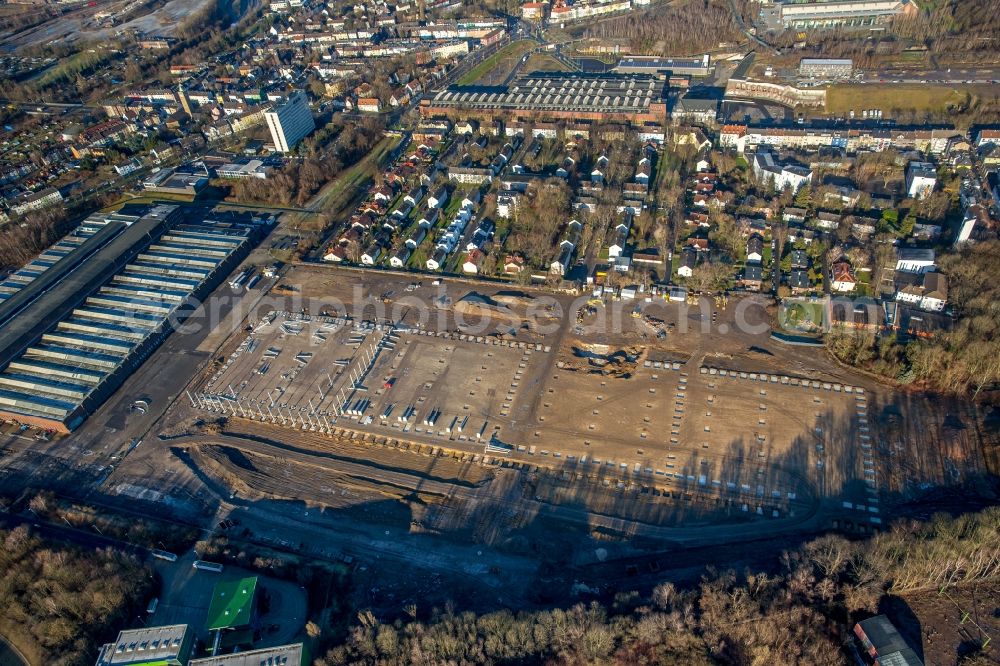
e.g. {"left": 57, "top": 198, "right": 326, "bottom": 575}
{"left": 0, "top": 204, "right": 266, "bottom": 432}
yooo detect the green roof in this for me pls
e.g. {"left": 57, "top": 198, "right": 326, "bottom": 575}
{"left": 205, "top": 576, "right": 258, "bottom": 630}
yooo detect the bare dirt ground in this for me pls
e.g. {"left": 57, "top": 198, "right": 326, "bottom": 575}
{"left": 886, "top": 581, "right": 1000, "bottom": 666}
{"left": 1, "top": 263, "right": 994, "bottom": 619}
{"left": 0, "top": 0, "right": 210, "bottom": 52}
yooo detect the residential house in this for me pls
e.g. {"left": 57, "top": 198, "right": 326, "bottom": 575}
{"left": 323, "top": 245, "right": 347, "bottom": 262}
{"left": 404, "top": 186, "right": 425, "bottom": 206}
{"left": 608, "top": 220, "right": 630, "bottom": 258}
{"left": 390, "top": 247, "right": 411, "bottom": 268}
{"left": 686, "top": 237, "right": 709, "bottom": 252}
{"left": 405, "top": 226, "right": 427, "bottom": 249}
{"left": 635, "top": 157, "right": 651, "bottom": 185}
{"left": 426, "top": 246, "right": 447, "bottom": 271}
{"left": 905, "top": 161, "right": 937, "bottom": 200}
{"left": 782, "top": 207, "right": 807, "bottom": 223}
{"left": 504, "top": 254, "right": 526, "bottom": 274}
{"left": 556, "top": 156, "right": 575, "bottom": 179}
{"left": 815, "top": 211, "right": 841, "bottom": 230}
{"left": 462, "top": 248, "right": 485, "bottom": 274}
{"left": 831, "top": 261, "right": 856, "bottom": 292}
{"left": 746, "top": 234, "right": 764, "bottom": 263}
{"left": 788, "top": 269, "right": 811, "bottom": 294}
{"left": 895, "top": 247, "right": 935, "bottom": 273}
{"left": 550, "top": 240, "right": 575, "bottom": 276}
{"left": 497, "top": 191, "right": 520, "bottom": 218}
{"left": 751, "top": 150, "right": 812, "bottom": 192}
{"left": 357, "top": 97, "right": 382, "bottom": 113}
{"left": 894, "top": 271, "right": 948, "bottom": 312}
{"left": 741, "top": 264, "right": 763, "bottom": 291}
{"left": 361, "top": 244, "right": 382, "bottom": 265}
{"left": 677, "top": 248, "right": 698, "bottom": 278}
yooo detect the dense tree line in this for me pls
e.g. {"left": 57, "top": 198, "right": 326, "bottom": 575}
{"left": 890, "top": 0, "right": 1000, "bottom": 62}
{"left": 583, "top": 0, "right": 743, "bottom": 55}
{"left": 230, "top": 118, "right": 384, "bottom": 207}
{"left": 0, "top": 207, "right": 77, "bottom": 272}
{"left": 0, "top": 525, "right": 152, "bottom": 666}
{"left": 316, "top": 508, "right": 1000, "bottom": 665}
{"left": 504, "top": 179, "right": 573, "bottom": 269}
{"left": 828, "top": 241, "right": 1000, "bottom": 397}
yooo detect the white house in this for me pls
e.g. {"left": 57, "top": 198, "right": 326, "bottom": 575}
{"left": 746, "top": 234, "right": 764, "bottom": 263}
{"left": 390, "top": 247, "right": 411, "bottom": 267}
{"left": 906, "top": 161, "right": 937, "bottom": 200}
{"left": 895, "top": 248, "right": 935, "bottom": 273}
{"left": 426, "top": 247, "right": 447, "bottom": 271}
{"left": 428, "top": 187, "right": 449, "bottom": 209}
{"left": 635, "top": 157, "right": 651, "bottom": 185}
{"left": 895, "top": 271, "right": 947, "bottom": 312}
{"left": 323, "top": 245, "right": 347, "bottom": 262}
{"left": 462, "top": 248, "right": 485, "bottom": 274}
{"left": 550, "top": 241, "right": 574, "bottom": 276}
{"left": 677, "top": 249, "right": 697, "bottom": 278}
{"left": 751, "top": 151, "right": 812, "bottom": 192}
{"left": 361, "top": 245, "right": 382, "bottom": 265}
{"left": 497, "top": 191, "right": 519, "bottom": 219}
{"left": 831, "top": 261, "right": 856, "bottom": 293}
{"left": 607, "top": 219, "right": 630, "bottom": 259}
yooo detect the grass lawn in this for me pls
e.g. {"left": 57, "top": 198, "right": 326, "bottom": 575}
{"left": 458, "top": 40, "right": 536, "bottom": 85}
{"left": 523, "top": 52, "right": 571, "bottom": 73}
{"left": 102, "top": 192, "right": 195, "bottom": 211}
{"left": 825, "top": 84, "right": 990, "bottom": 116}
{"left": 779, "top": 299, "right": 826, "bottom": 333}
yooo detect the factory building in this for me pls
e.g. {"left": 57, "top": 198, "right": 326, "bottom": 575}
{"left": 614, "top": 55, "right": 712, "bottom": 77}
{"left": 95, "top": 624, "right": 193, "bottom": 666}
{"left": 0, "top": 204, "right": 261, "bottom": 432}
{"left": 778, "top": 0, "right": 916, "bottom": 28}
{"left": 799, "top": 58, "right": 853, "bottom": 79}
{"left": 420, "top": 73, "right": 668, "bottom": 127}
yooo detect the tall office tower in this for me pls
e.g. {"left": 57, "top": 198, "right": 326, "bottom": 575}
{"left": 264, "top": 91, "right": 315, "bottom": 153}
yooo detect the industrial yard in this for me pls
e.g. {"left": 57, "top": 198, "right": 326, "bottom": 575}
{"left": 0, "top": 258, "right": 993, "bottom": 639}
{"left": 115, "top": 263, "right": 989, "bottom": 552}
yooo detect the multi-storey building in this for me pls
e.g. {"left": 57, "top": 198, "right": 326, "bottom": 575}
{"left": 264, "top": 91, "right": 315, "bottom": 153}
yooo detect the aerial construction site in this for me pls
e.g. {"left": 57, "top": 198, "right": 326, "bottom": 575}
{"left": 28, "top": 262, "right": 975, "bottom": 611}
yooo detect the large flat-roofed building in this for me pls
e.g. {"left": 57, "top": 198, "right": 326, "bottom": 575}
{"left": 0, "top": 204, "right": 262, "bottom": 432}
{"left": 206, "top": 576, "right": 259, "bottom": 633}
{"left": 143, "top": 163, "right": 210, "bottom": 196}
{"left": 264, "top": 90, "right": 315, "bottom": 153}
{"left": 799, "top": 58, "right": 853, "bottom": 79}
{"left": 778, "top": 0, "right": 916, "bottom": 28}
{"left": 420, "top": 73, "right": 667, "bottom": 127}
{"left": 614, "top": 55, "right": 712, "bottom": 77}
{"left": 95, "top": 624, "right": 193, "bottom": 666}
{"left": 189, "top": 643, "right": 307, "bottom": 666}
{"left": 216, "top": 159, "right": 272, "bottom": 180}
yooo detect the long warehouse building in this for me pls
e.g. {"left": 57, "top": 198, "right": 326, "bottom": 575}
{"left": 0, "top": 204, "right": 261, "bottom": 432}
{"left": 420, "top": 73, "right": 668, "bottom": 127}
